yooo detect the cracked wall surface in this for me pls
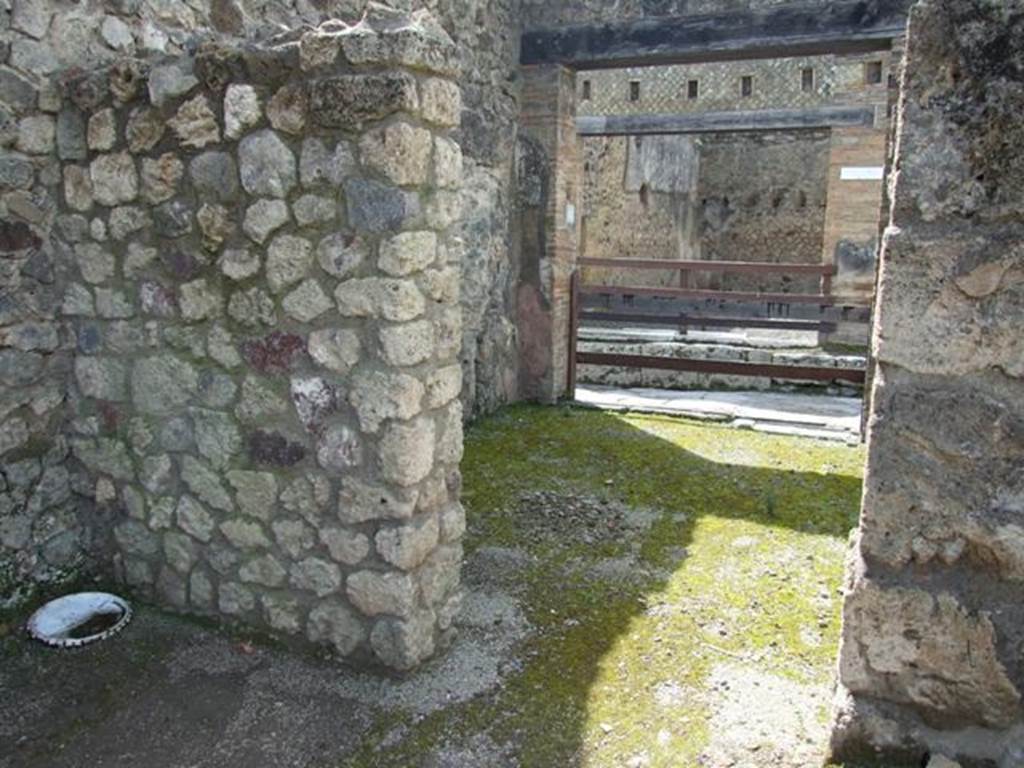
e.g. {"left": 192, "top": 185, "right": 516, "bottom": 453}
{"left": 831, "top": 0, "right": 1024, "bottom": 764}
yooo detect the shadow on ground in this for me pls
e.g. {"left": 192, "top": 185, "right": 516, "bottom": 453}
{"left": 1, "top": 405, "right": 887, "bottom": 768}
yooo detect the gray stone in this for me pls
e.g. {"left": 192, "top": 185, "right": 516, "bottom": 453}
{"left": 238, "top": 129, "right": 297, "bottom": 198}
{"left": 192, "top": 408, "right": 241, "bottom": 469}
{"left": 114, "top": 520, "right": 159, "bottom": 557}
{"left": 370, "top": 611, "right": 436, "bottom": 671}
{"left": 0, "top": 154, "right": 34, "bottom": 190}
{"left": 379, "top": 231, "right": 437, "bottom": 276}
{"left": 262, "top": 593, "right": 301, "bottom": 632}
{"left": 316, "top": 232, "right": 366, "bottom": 279}
{"left": 338, "top": 477, "right": 417, "bottom": 524}
{"left": 179, "top": 279, "right": 223, "bottom": 322}
{"left": 152, "top": 200, "right": 193, "bottom": 238}
{"left": 308, "top": 328, "right": 361, "bottom": 375}
{"left": 425, "top": 364, "right": 462, "bottom": 408}
{"left": 344, "top": 178, "right": 420, "bottom": 233}
{"left": 290, "top": 557, "right": 342, "bottom": 597}
{"left": 148, "top": 62, "right": 199, "bottom": 107}
{"left": 307, "top": 601, "right": 365, "bottom": 656}
{"left": 96, "top": 289, "right": 135, "bottom": 319}
{"left": 181, "top": 455, "right": 233, "bottom": 512}
{"left": 74, "top": 356, "right": 127, "bottom": 402}
{"left": 335, "top": 278, "right": 425, "bottom": 323}
{"left": 56, "top": 110, "right": 87, "bottom": 161}
{"left": 64, "top": 166, "right": 94, "bottom": 212}
{"left": 17, "top": 115, "right": 56, "bottom": 155}
{"left": 11, "top": 0, "right": 52, "bottom": 38}
{"left": 316, "top": 424, "right": 361, "bottom": 472}
{"left": 101, "top": 16, "right": 134, "bottom": 51}
{"left": 349, "top": 371, "right": 424, "bottom": 433}
{"left": 163, "top": 531, "right": 198, "bottom": 574}
{"left": 224, "top": 84, "right": 261, "bottom": 140}
{"left": 309, "top": 72, "right": 417, "bottom": 131}
{"left": 109, "top": 207, "right": 150, "bottom": 241}
{"left": 228, "top": 287, "right": 276, "bottom": 327}
{"left": 379, "top": 417, "right": 435, "bottom": 487}
{"left": 300, "top": 138, "right": 356, "bottom": 187}
{"left": 219, "top": 582, "right": 255, "bottom": 615}
{"left": 190, "top": 152, "right": 239, "bottom": 202}
{"left": 379, "top": 320, "right": 434, "bottom": 366}
{"left": 90, "top": 153, "right": 138, "bottom": 206}
{"left": 227, "top": 470, "right": 277, "bottom": 521}
{"left": 176, "top": 495, "right": 216, "bottom": 543}
{"left": 420, "top": 77, "right": 461, "bottom": 128}
{"left": 74, "top": 243, "right": 115, "bottom": 285}
{"left": 359, "top": 122, "right": 433, "bottom": 186}
{"left": 282, "top": 279, "right": 332, "bottom": 322}
{"left": 236, "top": 377, "right": 288, "bottom": 422}
{"left": 196, "top": 204, "right": 233, "bottom": 248}
{"left": 266, "top": 234, "right": 313, "bottom": 293}
{"left": 320, "top": 526, "right": 370, "bottom": 566}
{"left": 220, "top": 518, "right": 271, "bottom": 550}
{"left": 87, "top": 109, "right": 117, "bottom": 152}
{"left": 160, "top": 417, "right": 193, "bottom": 452}
{"left": 272, "top": 519, "right": 315, "bottom": 559}
{"left": 243, "top": 198, "right": 290, "bottom": 244}
{"left": 293, "top": 194, "right": 336, "bottom": 226}
{"left": 141, "top": 456, "right": 173, "bottom": 496}
{"left": 434, "top": 136, "right": 462, "bottom": 189}
{"left": 376, "top": 513, "right": 439, "bottom": 571}
{"left": 10, "top": 39, "right": 59, "bottom": 75}
{"left": 290, "top": 376, "right": 336, "bottom": 431}
{"left": 219, "top": 247, "right": 261, "bottom": 281}
{"left": 71, "top": 438, "right": 134, "bottom": 481}
{"left": 190, "top": 570, "right": 214, "bottom": 608}
{"left": 132, "top": 356, "right": 198, "bottom": 415}
{"left": 239, "top": 554, "right": 287, "bottom": 587}
{"left": 208, "top": 324, "right": 243, "bottom": 369}
{"left": 267, "top": 84, "right": 307, "bottom": 135}
{"left": 347, "top": 569, "right": 416, "bottom": 618}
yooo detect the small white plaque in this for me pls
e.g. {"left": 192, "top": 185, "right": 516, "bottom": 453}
{"left": 565, "top": 202, "right": 576, "bottom": 226}
{"left": 840, "top": 166, "right": 885, "bottom": 181}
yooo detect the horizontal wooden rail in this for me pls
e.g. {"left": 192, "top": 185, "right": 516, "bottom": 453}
{"left": 579, "top": 257, "right": 836, "bottom": 276}
{"left": 582, "top": 284, "right": 871, "bottom": 307}
{"left": 580, "top": 311, "right": 840, "bottom": 332}
{"left": 576, "top": 352, "right": 866, "bottom": 384}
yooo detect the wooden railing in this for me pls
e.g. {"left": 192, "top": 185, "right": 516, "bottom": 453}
{"left": 567, "top": 257, "right": 872, "bottom": 398}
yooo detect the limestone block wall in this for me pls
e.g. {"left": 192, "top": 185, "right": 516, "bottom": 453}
{"left": 831, "top": 0, "right": 1024, "bottom": 763}
{"left": 44, "top": 8, "right": 465, "bottom": 671}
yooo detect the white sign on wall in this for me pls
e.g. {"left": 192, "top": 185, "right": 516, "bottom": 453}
{"left": 840, "top": 166, "right": 885, "bottom": 181}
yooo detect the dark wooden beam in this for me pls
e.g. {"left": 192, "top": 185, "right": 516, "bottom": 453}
{"left": 521, "top": 1, "right": 910, "bottom": 70}
{"left": 576, "top": 105, "right": 875, "bottom": 136}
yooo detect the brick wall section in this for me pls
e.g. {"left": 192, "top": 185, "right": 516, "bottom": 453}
{"left": 515, "top": 64, "right": 581, "bottom": 402}
{"left": 831, "top": 1, "right": 1024, "bottom": 764}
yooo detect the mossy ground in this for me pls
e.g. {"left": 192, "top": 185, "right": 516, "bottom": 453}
{"left": 350, "top": 404, "right": 868, "bottom": 767}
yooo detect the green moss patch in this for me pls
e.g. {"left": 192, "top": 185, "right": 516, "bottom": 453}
{"left": 351, "top": 405, "right": 866, "bottom": 767}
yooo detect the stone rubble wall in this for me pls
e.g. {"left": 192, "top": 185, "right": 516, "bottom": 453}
{"left": 831, "top": 0, "right": 1024, "bottom": 764}
{"left": 1, "top": 0, "right": 520, "bottom": 615}
{"left": 3, "top": 3, "right": 468, "bottom": 672}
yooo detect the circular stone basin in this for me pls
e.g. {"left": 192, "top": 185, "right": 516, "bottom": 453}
{"left": 27, "top": 592, "right": 133, "bottom": 649}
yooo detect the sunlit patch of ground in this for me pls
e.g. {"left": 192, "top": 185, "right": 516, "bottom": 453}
{"left": 353, "top": 404, "right": 866, "bottom": 767}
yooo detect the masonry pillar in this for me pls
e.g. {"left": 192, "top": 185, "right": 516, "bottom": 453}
{"left": 59, "top": 6, "right": 465, "bottom": 672}
{"left": 515, "top": 65, "right": 582, "bottom": 402}
{"left": 830, "top": 0, "right": 1024, "bottom": 763}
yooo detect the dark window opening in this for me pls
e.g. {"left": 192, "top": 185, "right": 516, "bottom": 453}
{"left": 629, "top": 81, "right": 641, "bottom": 102}
{"left": 888, "top": 73, "right": 898, "bottom": 89}
{"left": 801, "top": 68, "right": 814, "bottom": 93}
{"left": 639, "top": 183, "right": 649, "bottom": 208}
{"left": 687, "top": 79, "right": 699, "bottom": 100}
{"left": 582, "top": 79, "right": 592, "bottom": 101}
{"left": 741, "top": 76, "right": 753, "bottom": 97}
{"left": 865, "top": 61, "right": 883, "bottom": 85}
